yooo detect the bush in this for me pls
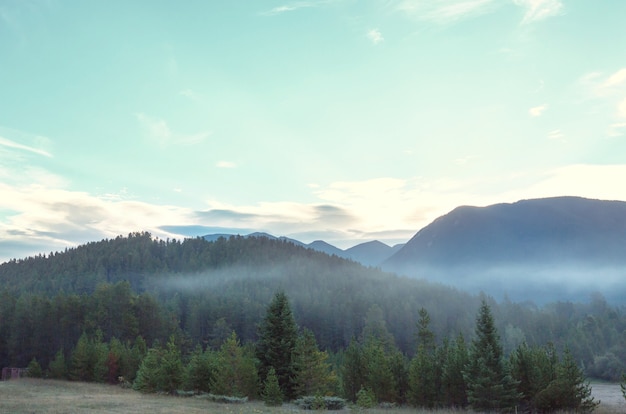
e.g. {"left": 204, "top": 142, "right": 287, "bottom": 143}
{"left": 194, "top": 393, "right": 248, "bottom": 404}
{"left": 27, "top": 358, "right": 43, "bottom": 378}
{"left": 294, "top": 395, "right": 347, "bottom": 410}
{"left": 356, "top": 387, "right": 376, "bottom": 409}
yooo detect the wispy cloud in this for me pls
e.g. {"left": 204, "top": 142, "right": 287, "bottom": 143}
{"left": 607, "top": 122, "right": 626, "bottom": 137}
{"left": 216, "top": 161, "right": 237, "bottom": 168}
{"left": 619, "top": 98, "right": 626, "bottom": 118}
{"left": 514, "top": 0, "right": 563, "bottom": 24}
{"left": 393, "top": 0, "right": 498, "bottom": 24}
{"left": 529, "top": 104, "right": 548, "bottom": 117}
{"left": 261, "top": 2, "right": 315, "bottom": 16}
{"left": 0, "top": 135, "right": 52, "bottom": 157}
{"left": 547, "top": 129, "right": 565, "bottom": 141}
{"left": 367, "top": 29, "right": 384, "bottom": 45}
{"left": 135, "top": 113, "right": 210, "bottom": 147}
{"left": 602, "top": 68, "right": 626, "bottom": 89}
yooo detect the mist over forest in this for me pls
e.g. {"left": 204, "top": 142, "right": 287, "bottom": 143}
{"left": 1, "top": 230, "right": 626, "bottom": 387}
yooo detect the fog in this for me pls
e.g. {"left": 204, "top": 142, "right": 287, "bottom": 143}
{"left": 396, "top": 262, "right": 626, "bottom": 304}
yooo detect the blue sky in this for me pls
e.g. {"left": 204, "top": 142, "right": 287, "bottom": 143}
{"left": 1, "top": 0, "right": 626, "bottom": 262}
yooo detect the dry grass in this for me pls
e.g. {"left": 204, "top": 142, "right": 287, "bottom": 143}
{"left": 0, "top": 379, "right": 623, "bottom": 414}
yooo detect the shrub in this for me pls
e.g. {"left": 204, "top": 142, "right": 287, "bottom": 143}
{"left": 294, "top": 395, "right": 347, "bottom": 410}
{"left": 194, "top": 393, "right": 248, "bottom": 404}
{"left": 27, "top": 358, "right": 43, "bottom": 378}
{"left": 356, "top": 386, "right": 376, "bottom": 408}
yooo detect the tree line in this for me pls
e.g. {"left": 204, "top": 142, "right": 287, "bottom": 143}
{"left": 21, "top": 291, "right": 599, "bottom": 412}
{"left": 1, "top": 233, "right": 626, "bottom": 383}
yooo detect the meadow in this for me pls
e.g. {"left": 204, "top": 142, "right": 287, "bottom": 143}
{"left": 0, "top": 379, "right": 624, "bottom": 414}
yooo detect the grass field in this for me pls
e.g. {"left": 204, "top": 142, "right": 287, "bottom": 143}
{"left": 0, "top": 379, "right": 623, "bottom": 413}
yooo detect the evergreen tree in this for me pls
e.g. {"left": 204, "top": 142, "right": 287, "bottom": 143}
{"left": 256, "top": 291, "right": 298, "bottom": 400}
{"left": 27, "top": 357, "right": 43, "bottom": 378}
{"left": 133, "top": 346, "right": 164, "bottom": 393}
{"left": 622, "top": 373, "right": 626, "bottom": 401}
{"left": 362, "top": 338, "right": 397, "bottom": 403}
{"left": 442, "top": 333, "right": 468, "bottom": 407}
{"left": 184, "top": 345, "right": 216, "bottom": 393}
{"left": 408, "top": 308, "right": 437, "bottom": 408}
{"left": 212, "top": 331, "right": 258, "bottom": 398}
{"left": 70, "top": 332, "right": 94, "bottom": 381}
{"left": 509, "top": 342, "right": 557, "bottom": 411}
{"left": 341, "top": 339, "right": 366, "bottom": 402}
{"left": 534, "top": 348, "right": 599, "bottom": 412}
{"left": 464, "top": 300, "right": 520, "bottom": 413}
{"left": 263, "top": 367, "right": 283, "bottom": 406}
{"left": 160, "top": 335, "right": 183, "bottom": 394}
{"left": 291, "top": 328, "right": 336, "bottom": 397}
{"left": 48, "top": 349, "right": 68, "bottom": 380}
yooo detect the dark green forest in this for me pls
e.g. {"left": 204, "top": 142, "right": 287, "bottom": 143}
{"left": 0, "top": 233, "right": 624, "bottom": 411}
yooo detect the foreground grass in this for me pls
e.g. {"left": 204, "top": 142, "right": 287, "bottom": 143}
{"left": 0, "top": 379, "right": 623, "bottom": 413}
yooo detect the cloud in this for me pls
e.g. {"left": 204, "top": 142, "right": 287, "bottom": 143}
{"left": 547, "top": 129, "right": 564, "bottom": 141}
{"left": 216, "top": 161, "right": 237, "bottom": 168}
{"left": 393, "top": 0, "right": 498, "bottom": 24}
{"left": 0, "top": 135, "right": 52, "bottom": 157}
{"left": 619, "top": 97, "right": 626, "bottom": 118}
{"left": 261, "top": 2, "right": 315, "bottom": 16}
{"left": 367, "top": 29, "right": 384, "bottom": 45}
{"left": 602, "top": 68, "right": 626, "bottom": 89}
{"left": 528, "top": 104, "right": 548, "bottom": 117}
{"left": 607, "top": 122, "right": 626, "bottom": 137}
{"left": 135, "top": 113, "right": 210, "bottom": 147}
{"left": 514, "top": 0, "right": 563, "bottom": 24}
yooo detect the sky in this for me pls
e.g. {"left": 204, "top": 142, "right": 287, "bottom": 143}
{"left": 1, "top": 0, "right": 626, "bottom": 263}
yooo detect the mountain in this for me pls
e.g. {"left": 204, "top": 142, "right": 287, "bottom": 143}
{"left": 383, "top": 196, "right": 626, "bottom": 302}
{"left": 202, "top": 232, "right": 399, "bottom": 265}
{"left": 344, "top": 240, "right": 399, "bottom": 267}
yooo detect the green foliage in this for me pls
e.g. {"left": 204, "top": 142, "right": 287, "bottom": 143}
{"left": 341, "top": 339, "right": 366, "bottom": 402}
{"left": 194, "top": 393, "right": 248, "bottom": 403}
{"left": 48, "top": 349, "right": 68, "bottom": 379}
{"left": 183, "top": 345, "right": 216, "bottom": 393}
{"left": 133, "top": 346, "right": 166, "bottom": 393}
{"left": 292, "top": 328, "right": 337, "bottom": 397}
{"left": 27, "top": 358, "right": 43, "bottom": 378}
{"left": 621, "top": 373, "right": 626, "bottom": 401}
{"left": 464, "top": 300, "right": 520, "bottom": 413}
{"left": 355, "top": 386, "right": 376, "bottom": 408}
{"left": 256, "top": 291, "right": 298, "bottom": 400}
{"left": 159, "top": 335, "right": 183, "bottom": 394}
{"left": 262, "top": 367, "right": 283, "bottom": 406}
{"left": 534, "top": 348, "right": 599, "bottom": 413}
{"left": 211, "top": 332, "right": 258, "bottom": 398}
{"left": 294, "top": 395, "right": 347, "bottom": 410}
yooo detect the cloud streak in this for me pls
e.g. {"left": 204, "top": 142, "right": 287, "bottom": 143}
{"left": 514, "top": 0, "right": 563, "bottom": 24}
{"left": 393, "top": 0, "right": 497, "bottom": 24}
{"left": 0, "top": 135, "right": 52, "bottom": 157}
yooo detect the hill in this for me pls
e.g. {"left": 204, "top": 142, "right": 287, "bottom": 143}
{"left": 383, "top": 196, "right": 626, "bottom": 302}
{"left": 202, "top": 232, "right": 399, "bottom": 265}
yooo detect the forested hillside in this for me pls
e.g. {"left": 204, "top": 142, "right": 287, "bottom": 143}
{"left": 1, "top": 232, "right": 625, "bottom": 409}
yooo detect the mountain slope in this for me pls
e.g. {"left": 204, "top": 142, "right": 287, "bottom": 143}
{"left": 383, "top": 196, "right": 626, "bottom": 302}
{"left": 345, "top": 240, "right": 395, "bottom": 267}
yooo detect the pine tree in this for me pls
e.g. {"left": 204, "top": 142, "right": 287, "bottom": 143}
{"left": 70, "top": 332, "right": 93, "bottom": 381}
{"left": 621, "top": 373, "right": 626, "bottom": 401}
{"left": 442, "top": 333, "right": 468, "bottom": 407}
{"left": 184, "top": 345, "right": 216, "bottom": 393}
{"left": 133, "top": 347, "right": 164, "bottom": 393}
{"left": 263, "top": 367, "right": 283, "bottom": 406}
{"left": 362, "top": 338, "right": 397, "bottom": 403}
{"left": 27, "top": 357, "right": 43, "bottom": 378}
{"left": 160, "top": 335, "right": 183, "bottom": 394}
{"left": 341, "top": 339, "right": 366, "bottom": 402}
{"left": 534, "top": 348, "right": 599, "bottom": 412}
{"left": 48, "top": 349, "right": 68, "bottom": 379}
{"left": 212, "top": 331, "right": 258, "bottom": 398}
{"left": 256, "top": 291, "right": 298, "bottom": 400}
{"left": 408, "top": 308, "right": 437, "bottom": 408}
{"left": 464, "top": 300, "right": 520, "bottom": 413}
{"left": 291, "top": 328, "right": 336, "bottom": 397}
